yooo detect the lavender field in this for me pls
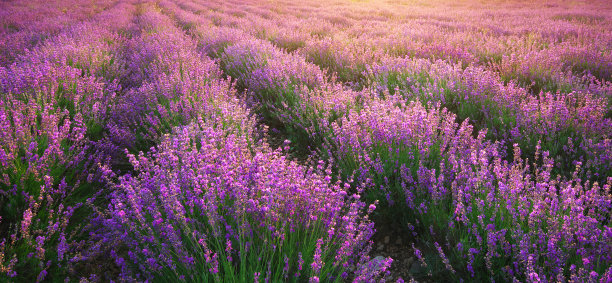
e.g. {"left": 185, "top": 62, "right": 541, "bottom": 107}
{"left": 0, "top": 0, "right": 611, "bottom": 282}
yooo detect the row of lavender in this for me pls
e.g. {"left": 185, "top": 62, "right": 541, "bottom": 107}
{"left": 100, "top": 5, "right": 388, "bottom": 282}
{"left": 161, "top": 0, "right": 612, "bottom": 281}
{"left": 0, "top": 0, "right": 136, "bottom": 280}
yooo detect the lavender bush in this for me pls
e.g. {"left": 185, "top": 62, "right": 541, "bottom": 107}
{"left": 327, "top": 96, "right": 612, "bottom": 281}
{"left": 105, "top": 118, "right": 390, "bottom": 282}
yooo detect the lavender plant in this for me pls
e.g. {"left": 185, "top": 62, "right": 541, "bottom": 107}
{"left": 105, "top": 118, "right": 391, "bottom": 282}
{"left": 326, "top": 96, "right": 612, "bottom": 281}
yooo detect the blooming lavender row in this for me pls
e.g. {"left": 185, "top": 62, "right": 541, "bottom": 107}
{"left": 0, "top": 1, "right": 137, "bottom": 280}
{"left": 93, "top": 4, "right": 389, "bottom": 282}
{"left": 159, "top": 0, "right": 346, "bottom": 153}
{"left": 102, "top": 6, "right": 252, "bottom": 160}
{"left": 326, "top": 95, "right": 612, "bottom": 281}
